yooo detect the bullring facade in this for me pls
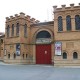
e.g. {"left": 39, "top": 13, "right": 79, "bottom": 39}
{"left": 0, "top": 3, "right": 80, "bottom": 66}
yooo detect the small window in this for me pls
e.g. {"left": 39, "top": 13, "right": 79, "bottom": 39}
{"left": 23, "top": 54, "right": 24, "bottom": 59}
{"left": 11, "top": 24, "right": 14, "bottom": 36}
{"left": 7, "top": 25, "right": 10, "bottom": 37}
{"left": 63, "top": 52, "right": 67, "bottom": 59}
{"left": 16, "top": 23, "right": 19, "bottom": 36}
{"left": 24, "top": 24, "right": 27, "bottom": 37}
{"left": 73, "top": 52, "right": 78, "bottom": 59}
{"left": 13, "top": 53, "right": 16, "bottom": 59}
{"left": 8, "top": 54, "right": 10, "bottom": 59}
{"left": 26, "top": 54, "right": 27, "bottom": 58}
{"left": 1, "top": 39, "right": 3, "bottom": 44}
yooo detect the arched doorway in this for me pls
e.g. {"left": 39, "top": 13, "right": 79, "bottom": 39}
{"left": 36, "top": 30, "right": 52, "bottom": 64}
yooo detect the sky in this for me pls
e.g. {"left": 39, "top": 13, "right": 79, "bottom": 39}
{"left": 0, "top": 0, "right": 80, "bottom": 32}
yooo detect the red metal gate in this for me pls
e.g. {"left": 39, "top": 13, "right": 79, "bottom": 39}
{"left": 36, "top": 44, "right": 51, "bottom": 64}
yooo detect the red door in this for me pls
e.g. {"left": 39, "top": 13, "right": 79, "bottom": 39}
{"left": 36, "top": 44, "right": 51, "bottom": 64}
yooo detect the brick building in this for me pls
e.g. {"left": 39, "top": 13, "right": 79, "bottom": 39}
{"left": 0, "top": 3, "right": 80, "bottom": 66}
{"left": 0, "top": 34, "right": 4, "bottom": 61}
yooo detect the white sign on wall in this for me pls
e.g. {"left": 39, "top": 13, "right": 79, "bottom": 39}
{"left": 36, "top": 38, "right": 51, "bottom": 44}
{"left": 55, "top": 42, "right": 62, "bottom": 55}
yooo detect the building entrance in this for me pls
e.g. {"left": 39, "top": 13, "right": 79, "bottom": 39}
{"left": 36, "top": 44, "right": 51, "bottom": 64}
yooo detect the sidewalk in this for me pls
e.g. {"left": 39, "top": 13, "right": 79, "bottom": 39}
{"left": 0, "top": 62, "right": 9, "bottom": 65}
{"left": 54, "top": 65, "right": 80, "bottom": 68}
{"left": 0, "top": 61, "right": 80, "bottom": 68}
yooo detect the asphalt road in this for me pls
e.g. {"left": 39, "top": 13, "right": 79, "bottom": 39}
{"left": 0, "top": 62, "right": 80, "bottom": 80}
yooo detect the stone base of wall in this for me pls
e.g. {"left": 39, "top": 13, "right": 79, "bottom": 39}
{"left": 3, "top": 59, "right": 34, "bottom": 65}
{"left": 3, "top": 59, "right": 54, "bottom": 65}
{"left": 54, "top": 60, "right": 80, "bottom": 66}
{"left": 0, "top": 58, "right": 3, "bottom": 62}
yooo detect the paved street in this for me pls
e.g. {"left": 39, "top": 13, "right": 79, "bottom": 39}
{"left": 0, "top": 62, "right": 80, "bottom": 80}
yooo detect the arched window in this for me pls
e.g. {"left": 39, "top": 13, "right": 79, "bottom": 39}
{"left": 73, "top": 52, "right": 78, "bottom": 59}
{"left": 16, "top": 23, "right": 19, "bottom": 36}
{"left": 26, "top": 54, "right": 27, "bottom": 58}
{"left": 1, "top": 39, "right": 3, "bottom": 44}
{"left": 13, "top": 53, "right": 16, "bottom": 59}
{"left": 8, "top": 54, "right": 10, "bottom": 59}
{"left": 7, "top": 25, "right": 10, "bottom": 37}
{"left": 63, "top": 52, "right": 67, "bottom": 59}
{"left": 11, "top": 24, "right": 14, "bottom": 36}
{"left": 23, "top": 54, "right": 24, "bottom": 59}
{"left": 24, "top": 24, "right": 27, "bottom": 37}
{"left": 66, "top": 15, "right": 72, "bottom": 31}
{"left": 75, "top": 15, "right": 80, "bottom": 30}
{"left": 58, "top": 16, "right": 63, "bottom": 31}
{"left": 36, "top": 31, "right": 51, "bottom": 38}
